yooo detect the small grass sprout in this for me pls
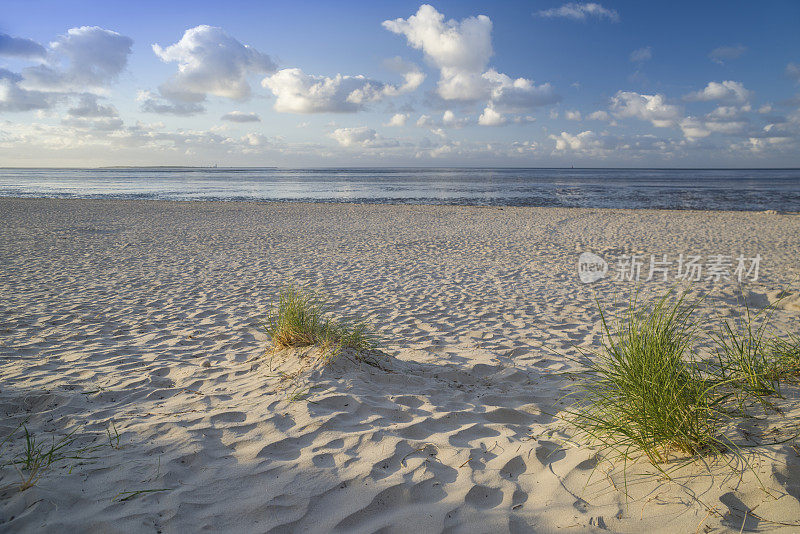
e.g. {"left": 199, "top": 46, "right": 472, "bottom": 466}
{"left": 106, "top": 420, "right": 121, "bottom": 449}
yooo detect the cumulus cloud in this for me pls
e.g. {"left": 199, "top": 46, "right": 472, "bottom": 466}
{"left": 685, "top": 81, "right": 751, "bottom": 103}
{"left": 22, "top": 26, "right": 133, "bottom": 93}
{"left": 610, "top": 91, "right": 681, "bottom": 127}
{"left": 263, "top": 67, "right": 420, "bottom": 114}
{"left": 153, "top": 25, "right": 275, "bottom": 103}
{"left": 329, "top": 126, "right": 397, "bottom": 148}
{"left": 137, "top": 90, "right": 205, "bottom": 116}
{"left": 0, "top": 33, "right": 46, "bottom": 59}
{"left": 384, "top": 4, "right": 559, "bottom": 115}
{"left": 385, "top": 113, "right": 408, "bottom": 127}
{"left": 382, "top": 56, "right": 426, "bottom": 95}
{"left": 565, "top": 110, "right": 582, "bottom": 120}
{"left": 0, "top": 27, "right": 132, "bottom": 113}
{"left": 221, "top": 111, "right": 261, "bottom": 122}
{"left": 630, "top": 46, "right": 652, "bottom": 63}
{"left": 708, "top": 45, "right": 746, "bottom": 65}
{"left": 478, "top": 106, "right": 505, "bottom": 126}
{"left": 441, "top": 110, "right": 461, "bottom": 127}
{"left": 536, "top": 3, "right": 619, "bottom": 22}
{"left": 679, "top": 117, "right": 710, "bottom": 140}
{"left": 483, "top": 70, "right": 560, "bottom": 111}
{"left": 550, "top": 130, "right": 605, "bottom": 152}
{"left": 383, "top": 4, "right": 493, "bottom": 101}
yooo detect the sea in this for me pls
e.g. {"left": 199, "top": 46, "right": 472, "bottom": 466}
{"left": 1, "top": 167, "right": 799, "bottom": 211}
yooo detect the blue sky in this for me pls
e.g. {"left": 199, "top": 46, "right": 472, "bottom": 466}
{"left": 1, "top": 1, "right": 799, "bottom": 167}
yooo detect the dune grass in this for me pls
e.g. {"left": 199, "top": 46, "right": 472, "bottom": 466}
{"left": 264, "top": 285, "right": 378, "bottom": 361}
{"left": 567, "top": 290, "right": 726, "bottom": 466}
{"left": 711, "top": 304, "right": 781, "bottom": 399}
{"left": 569, "top": 287, "right": 800, "bottom": 472}
{"left": 768, "top": 333, "right": 800, "bottom": 380}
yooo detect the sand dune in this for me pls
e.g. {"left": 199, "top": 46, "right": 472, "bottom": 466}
{"left": 1, "top": 199, "right": 799, "bottom": 533}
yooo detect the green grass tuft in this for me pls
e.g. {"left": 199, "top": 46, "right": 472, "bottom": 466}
{"left": 768, "top": 333, "right": 800, "bottom": 380}
{"left": 712, "top": 306, "right": 780, "bottom": 398}
{"left": 264, "top": 285, "right": 378, "bottom": 360}
{"left": 567, "top": 290, "right": 725, "bottom": 466}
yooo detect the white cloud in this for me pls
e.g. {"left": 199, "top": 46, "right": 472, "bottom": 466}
{"left": 705, "top": 105, "right": 744, "bottom": 120}
{"left": 385, "top": 113, "right": 408, "bottom": 127}
{"left": 383, "top": 5, "right": 491, "bottom": 77}
{"left": 384, "top": 4, "right": 559, "bottom": 112}
{"left": 587, "top": 110, "right": 611, "bottom": 121}
{"left": 708, "top": 45, "right": 746, "bottom": 65}
{"left": 381, "top": 56, "right": 426, "bottom": 95}
{"left": 416, "top": 114, "right": 434, "bottom": 127}
{"left": 478, "top": 106, "right": 505, "bottom": 126}
{"left": 329, "top": 126, "right": 397, "bottom": 148}
{"left": 384, "top": 4, "right": 493, "bottom": 101}
{"left": 0, "top": 27, "right": 132, "bottom": 112}
{"left": 153, "top": 25, "right": 275, "bottom": 102}
{"left": 0, "top": 33, "right": 46, "bottom": 59}
{"left": 511, "top": 140, "right": 538, "bottom": 153}
{"left": 550, "top": 130, "right": 602, "bottom": 151}
{"left": 265, "top": 69, "right": 362, "bottom": 113}
{"left": 263, "top": 68, "right": 415, "bottom": 113}
{"left": 221, "top": 111, "right": 261, "bottom": 122}
{"left": 679, "top": 117, "right": 710, "bottom": 140}
{"left": 483, "top": 70, "right": 560, "bottom": 111}
{"left": 630, "top": 46, "right": 652, "bottom": 63}
{"left": 565, "top": 110, "right": 582, "bottom": 120}
{"left": 21, "top": 26, "right": 133, "bottom": 93}
{"left": 685, "top": 81, "right": 751, "bottom": 103}
{"left": 537, "top": 3, "right": 619, "bottom": 22}
{"left": 610, "top": 91, "right": 681, "bottom": 127}
{"left": 704, "top": 119, "right": 747, "bottom": 135}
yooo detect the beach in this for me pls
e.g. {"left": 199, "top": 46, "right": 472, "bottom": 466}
{"left": 2, "top": 197, "right": 800, "bottom": 533}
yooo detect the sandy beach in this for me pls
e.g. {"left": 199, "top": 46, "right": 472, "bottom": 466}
{"left": 1, "top": 198, "right": 800, "bottom": 533}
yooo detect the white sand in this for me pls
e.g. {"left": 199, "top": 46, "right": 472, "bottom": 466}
{"left": 1, "top": 198, "right": 799, "bottom": 533}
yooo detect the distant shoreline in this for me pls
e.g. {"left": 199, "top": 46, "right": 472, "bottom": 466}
{"left": 1, "top": 196, "right": 797, "bottom": 215}
{"left": 2, "top": 166, "right": 800, "bottom": 171}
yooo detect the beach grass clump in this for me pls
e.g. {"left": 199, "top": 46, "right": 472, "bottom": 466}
{"left": 712, "top": 308, "right": 780, "bottom": 398}
{"left": 568, "top": 291, "right": 724, "bottom": 465}
{"left": 767, "top": 333, "right": 800, "bottom": 381}
{"left": 264, "top": 285, "right": 378, "bottom": 360}
{"left": 710, "top": 297, "right": 800, "bottom": 398}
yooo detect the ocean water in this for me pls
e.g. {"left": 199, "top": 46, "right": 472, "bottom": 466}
{"left": 1, "top": 167, "right": 799, "bottom": 211}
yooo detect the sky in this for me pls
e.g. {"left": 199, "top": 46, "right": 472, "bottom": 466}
{"left": 1, "top": 0, "right": 799, "bottom": 167}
